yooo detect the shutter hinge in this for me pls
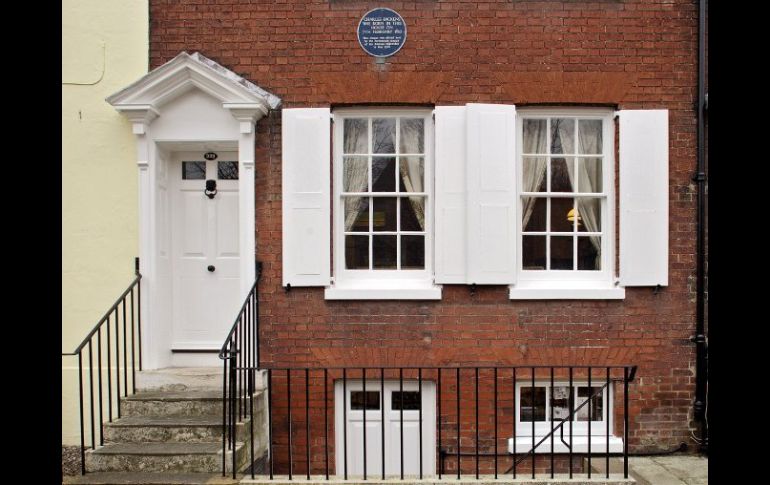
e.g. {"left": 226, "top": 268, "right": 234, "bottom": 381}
{"left": 613, "top": 111, "right": 621, "bottom": 119}
{"left": 691, "top": 172, "right": 707, "bottom": 183}
{"left": 330, "top": 113, "right": 335, "bottom": 122}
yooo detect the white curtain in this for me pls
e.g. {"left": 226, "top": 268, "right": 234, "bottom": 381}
{"left": 399, "top": 120, "right": 425, "bottom": 229}
{"left": 574, "top": 121, "right": 602, "bottom": 253}
{"left": 343, "top": 120, "right": 369, "bottom": 231}
{"left": 522, "top": 120, "right": 548, "bottom": 230}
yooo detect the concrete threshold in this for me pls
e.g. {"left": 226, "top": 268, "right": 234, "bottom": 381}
{"left": 240, "top": 475, "right": 635, "bottom": 485}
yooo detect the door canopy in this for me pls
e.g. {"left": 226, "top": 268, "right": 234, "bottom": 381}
{"left": 106, "top": 51, "right": 281, "bottom": 133}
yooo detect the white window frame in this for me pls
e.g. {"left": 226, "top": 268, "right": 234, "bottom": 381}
{"left": 326, "top": 108, "right": 441, "bottom": 300}
{"left": 511, "top": 108, "right": 625, "bottom": 300}
{"left": 511, "top": 380, "right": 624, "bottom": 454}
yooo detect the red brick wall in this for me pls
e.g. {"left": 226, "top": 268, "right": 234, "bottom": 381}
{"left": 151, "top": 0, "right": 699, "bottom": 462}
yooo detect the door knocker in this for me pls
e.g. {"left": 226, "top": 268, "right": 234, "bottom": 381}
{"left": 205, "top": 179, "right": 217, "bottom": 199}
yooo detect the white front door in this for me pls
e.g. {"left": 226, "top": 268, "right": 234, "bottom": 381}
{"left": 171, "top": 152, "right": 240, "bottom": 350}
{"left": 335, "top": 380, "right": 436, "bottom": 478}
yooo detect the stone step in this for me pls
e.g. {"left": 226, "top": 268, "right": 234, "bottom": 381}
{"left": 136, "top": 367, "right": 267, "bottom": 393}
{"left": 104, "top": 415, "right": 225, "bottom": 443}
{"left": 123, "top": 390, "right": 223, "bottom": 417}
{"left": 85, "top": 442, "right": 249, "bottom": 474}
{"left": 63, "top": 472, "right": 240, "bottom": 485}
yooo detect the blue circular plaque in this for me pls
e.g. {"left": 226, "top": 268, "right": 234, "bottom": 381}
{"left": 357, "top": 8, "right": 407, "bottom": 58}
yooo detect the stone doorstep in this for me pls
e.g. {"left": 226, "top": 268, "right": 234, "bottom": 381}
{"left": 136, "top": 368, "right": 267, "bottom": 393}
{"left": 240, "top": 477, "right": 634, "bottom": 485}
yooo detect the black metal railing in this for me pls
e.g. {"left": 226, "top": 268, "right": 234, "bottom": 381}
{"left": 246, "top": 365, "right": 637, "bottom": 481}
{"left": 61, "top": 258, "right": 143, "bottom": 475}
{"left": 218, "top": 262, "right": 262, "bottom": 478}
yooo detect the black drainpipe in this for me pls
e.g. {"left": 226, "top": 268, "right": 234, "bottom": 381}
{"left": 690, "top": 0, "right": 708, "bottom": 454}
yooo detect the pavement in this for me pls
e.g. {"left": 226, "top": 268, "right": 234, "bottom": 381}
{"left": 589, "top": 455, "right": 707, "bottom": 485}
{"left": 628, "top": 456, "right": 708, "bottom": 485}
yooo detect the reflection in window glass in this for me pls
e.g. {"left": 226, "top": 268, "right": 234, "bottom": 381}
{"left": 520, "top": 115, "right": 607, "bottom": 274}
{"left": 345, "top": 235, "right": 369, "bottom": 270}
{"left": 551, "top": 386, "right": 571, "bottom": 420}
{"left": 217, "top": 161, "right": 238, "bottom": 180}
{"left": 182, "top": 161, "right": 206, "bottom": 180}
{"left": 576, "top": 386, "right": 604, "bottom": 422}
{"left": 340, "top": 115, "right": 428, "bottom": 272}
{"left": 351, "top": 391, "right": 380, "bottom": 410}
{"left": 392, "top": 391, "right": 421, "bottom": 410}
{"left": 520, "top": 387, "right": 546, "bottom": 422}
{"left": 373, "top": 235, "right": 397, "bottom": 269}
{"left": 373, "top": 118, "right": 396, "bottom": 154}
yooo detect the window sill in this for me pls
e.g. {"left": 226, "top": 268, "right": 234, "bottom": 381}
{"left": 508, "top": 436, "right": 624, "bottom": 454}
{"left": 324, "top": 281, "right": 442, "bottom": 300}
{"left": 509, "top": 281, "right": 626, "bottom": 300}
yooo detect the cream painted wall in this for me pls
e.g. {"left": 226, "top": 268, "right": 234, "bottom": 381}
{"left": 62, "top": 0, "right": 147, "bottom": 444}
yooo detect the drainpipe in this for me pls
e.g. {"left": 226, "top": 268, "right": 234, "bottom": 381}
{"left": 690, "top": 0, "right": 708, "bottom": 454}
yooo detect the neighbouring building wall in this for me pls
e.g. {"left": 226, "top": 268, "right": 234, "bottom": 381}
{"left": 62, "top": 0, "right": 147, "bottom": 444}
{"left": 149, "top": 0, "right": 699, "bottom": 467}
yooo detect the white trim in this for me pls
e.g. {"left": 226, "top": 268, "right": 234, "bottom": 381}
{"left": 512, "top": 108, "right": 620, "bottom": 299}
{"left": 109, "top": 52, "right": 278, "bottom": 368}
{"left": 508, "top": 436, "right": 624, "bottom": 454}
{"left": 329, "top": 108, "right": 435, "bottom": 298}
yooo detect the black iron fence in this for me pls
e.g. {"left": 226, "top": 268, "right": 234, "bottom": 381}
{"left": 229, "top": 364, "right": 637, "bottom": 480}
{"left": 61, "top": 258, "right": 142, "bottom": 475}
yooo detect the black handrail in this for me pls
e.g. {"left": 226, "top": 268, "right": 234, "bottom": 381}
{"left": 61, "top": 257, "right": 142, "bottom": 475}
{"left": 218, "top": 261, "right": 262, "bottom": 478}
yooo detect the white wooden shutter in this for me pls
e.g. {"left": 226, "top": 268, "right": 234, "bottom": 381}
{"left": 282, "top": 108, "right": 331, "bottom": 287}
{"left": 434, "top": 106, "right": 467, "bottom": 283}
{"left": 465, "top": 104, "right": 517, "bottom": 284}
{"left": 619, "top": 109, "right": 669, "bottom": 286}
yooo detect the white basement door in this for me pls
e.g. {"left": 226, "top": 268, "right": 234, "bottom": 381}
{"left": 335, "top": 380, "right": 436, "bottom": 478}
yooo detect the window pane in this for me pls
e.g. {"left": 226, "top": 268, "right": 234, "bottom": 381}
{"left": 351, "top": 391, "right": 380, "bottom": 410}
{"left": 401, "top": 235, "right": 425, "bottom": 269}
{"left": 550, "top": 198, "right": 574, "bottom": 232}
{"left": 373, "top": 118, "right": 396, "bottom": 154}
{"left": 392, "top": 391, "right": 421, "bottom": 410}
{"left": 576, "top": 198, "right": 601, "bottom": 233}
{"left": 182, "top": 161, "right": 206, "bottom": 180}
{"left": 576, "top": 386, "right": 604, "bottom": 422}
{"left": 344, "top": 118, "right": 368, "bottom": 154}
{"left": 551, "top": 157, "right": 574, "bottom": 193}
{"left": 217, "top": 161, "right": 239, "bottom": 180}
{"left": 372, "top": 157, "right": 396, "bottom": 192}
{"left": 400, "top": 197, "right": 425, "bottom": 232}
{"left": 522, "top": 236, "right": 546, "bottom": 270}
{"left": 344, "top": 197, "right": 369, "bottom": 232}
{"left": 398, "top": 157, "right": 424, "bottom": 192}
{"left": 523, "top": 119, "right": 547, "bottom": 154}
{"left": 550, "top": 236, "right": 574, "bottom": 270}
{"left": 551, "top": 118, "right": 575, "bottom": 154}
{"left": 523, "top": 156, "right": 547, "bottom": 193}
{"left": 577, "top": 157, "right": 603, "bottom": 193}
{"left": 578, "top": 120, "right": 603, "bottom": 154}
{"left": 373, "top": 235, "right": 397, "bottom": 269}
{"left": 522, "top": 197, "right": 546, "bottom": 232}
{"left": 551, "top": 386, "right": 571, "bottom": 421}
{"left": 343, "top": 157, "right": 369, "bottom": 192}
{"left": 578, "top": 237, "right": 601, "bottom": 271}
{"left": 399, "top": 118, "right": 424, "bottom": 153}
{"left": 520, "top": 387, "right": 546, "bottom": 422}
{"left": 373, "top": 197, "right": 397, "bottom": 232}
{"left": 345, "top": 235, "right": 369, "bottom": 269}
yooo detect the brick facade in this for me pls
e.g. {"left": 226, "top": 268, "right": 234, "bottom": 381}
{"left": 150, "top": 0, "right": 699, "bottom": 471}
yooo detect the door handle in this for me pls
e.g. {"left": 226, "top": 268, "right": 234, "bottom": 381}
{"left": 207, "top": 265, "right": 216, "bottom": 272}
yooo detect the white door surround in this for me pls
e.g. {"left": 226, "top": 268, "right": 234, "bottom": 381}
{"left": 335, "top": 380, "right": 437, "bottom": 478}
{"left": 107, "top": 52, "right": 281, "bottom": 369}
